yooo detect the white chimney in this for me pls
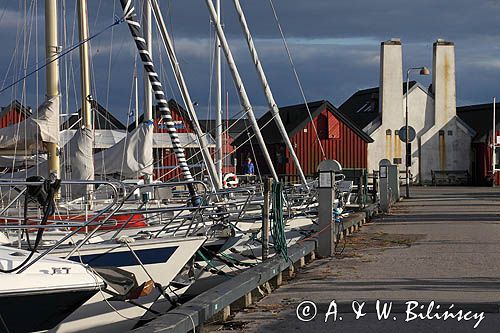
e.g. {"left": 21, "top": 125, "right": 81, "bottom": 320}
{"left": 432, "top": 39, "right": 456, "bottom": 126}
{"left": 379, "top": 39, "right": 404, "bottom": 128}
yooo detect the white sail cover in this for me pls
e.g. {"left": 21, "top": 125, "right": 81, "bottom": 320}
{"left": 1, "top": 128, "right": 93, "bottom": 198}
{"left": 94, "top": 122, "right": 153, "bottom": 177}
{"left": 63, "top": 128, "right": 94, "bottom": 181}
{"left": 0, "top": 97, "right": 59, "bottom": 151}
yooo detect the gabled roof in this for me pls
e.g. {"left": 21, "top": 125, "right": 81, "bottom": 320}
{"left": 338, "top": 81, "right": 420, "bottom": 130}
{"left": 199, "top": 118, "right": 248, "bottom": 139}
{"left": 61, "top": 100, "right": 126, "bottom": 130}
{"left": 128, "top": 99, "right": 192, "bottom": 131}
{"left": 0, "top": 100, "right": 32, "bottom": 118}
{"left": 457, "top": 102, "right": 500, "bottom": 140}
{"left": 232, "top": 100, "right": 373, "bottom": 147}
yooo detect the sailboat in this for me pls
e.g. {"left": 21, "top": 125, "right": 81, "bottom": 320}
{"left": 0, "top": 0, "right": 341, "bottom": 331}
{"left": 0, "top": 245, "right": 105, "bottom": 332}
{"left": 0, "top": 1, "right": 213, "bottom": 331}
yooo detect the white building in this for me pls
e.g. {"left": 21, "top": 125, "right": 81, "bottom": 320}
{"left": 339, "top": 39, "right": 474, "bottom": 184}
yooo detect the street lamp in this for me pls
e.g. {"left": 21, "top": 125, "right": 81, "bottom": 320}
{"left": 405, "top": 66, "right": 430, "bottom": 198}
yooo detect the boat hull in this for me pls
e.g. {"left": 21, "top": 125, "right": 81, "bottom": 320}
{"left": 0, "top": 288, "right": 99, "bottom": 333}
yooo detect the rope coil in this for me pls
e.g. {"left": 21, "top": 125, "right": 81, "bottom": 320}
{"left": 271, "top": 181, "right": 288, "bottom": 261}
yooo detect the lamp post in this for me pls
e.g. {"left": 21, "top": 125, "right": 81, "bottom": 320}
{"left": 405, "top": 66, "right": 430, "bottom": 198}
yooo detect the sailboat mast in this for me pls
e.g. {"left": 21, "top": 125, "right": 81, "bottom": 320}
{"left": 143, "top": 0, "right": 153, "bottom": 184}
{"left": 119, "top": 0, "right": 198, "bottom": 197}
{"left": 149, "top": 0, "right": 222, "bottom": 190}
{"left": 45, "top": 0, "right": 60, "bottom": 179}
{"left": 233, "top": 0, "right": 308, "bottom": 188}
{"left": 215, "top": 0, "right": 223, "bottom": 183}
{"left": 134, "top": 66, "right": 139, "bottom": 128}
{"left": 205, "top": 0, "right": 279, "bottom": 182}
{"left": 77, "top": 0, "right": 92, "bottom": 130}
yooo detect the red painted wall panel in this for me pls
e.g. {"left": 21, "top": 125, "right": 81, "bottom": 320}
{"left": 474, "top": 128, "right": 500, "bottom": 186}
{"left": 153, "top": 107, "right": 237, "bottom": 181}
{"left": 0, "top": 108, "right": 27, "bottom": 129}
{"left": 236, "top": 106, "right": 369, "bottom": 179}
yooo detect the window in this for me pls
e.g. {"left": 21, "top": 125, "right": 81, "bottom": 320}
{"left": 439, "top": 130, "right": 445, "bottom": 136}
{"left": 448, "top": 130, "right": 453, "bottom": 136}
{"left": 386, "top": 129, "right": 392, "bottom": 135}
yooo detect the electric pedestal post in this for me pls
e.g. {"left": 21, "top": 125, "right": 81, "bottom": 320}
{"left": 317, "top": 160, "right": 342, "bottom": 257}
{"left": 379, "top": 159, "right": 392, "bottom": 212}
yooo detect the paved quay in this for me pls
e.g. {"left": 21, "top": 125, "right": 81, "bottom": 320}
{"left": 213, "top": 187, "right": 500, "bottom": 332}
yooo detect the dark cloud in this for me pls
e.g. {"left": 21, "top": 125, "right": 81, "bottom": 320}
{"left": 1, "top": 0, "right": 500, "bottom": 124}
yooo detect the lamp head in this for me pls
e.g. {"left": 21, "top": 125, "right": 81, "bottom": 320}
{"left": 419, "top": 67, "right": 430, "bottom": 75}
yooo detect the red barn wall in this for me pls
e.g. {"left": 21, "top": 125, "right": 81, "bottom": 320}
{"left": 473, "top": 129, "right": 500, "bottom": 186}
{"left": 0, "top": 107, "right": 27, "bottom": 129}
{"left": 153, "top": 107, "right": 237, "bottom": 181}
{"left": 287, "top": 107, "right": 368, "bottom": 175}
{"left": 236, "top": 107, "right": 368, "bottom": 179}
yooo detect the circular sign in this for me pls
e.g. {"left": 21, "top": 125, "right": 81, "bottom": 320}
{"left": 398, "top": 126, "right": 416, "bottom": 142}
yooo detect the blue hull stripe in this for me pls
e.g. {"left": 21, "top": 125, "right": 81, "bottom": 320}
{"left": 69, "top": 246, "right": 179, "bottom": 267}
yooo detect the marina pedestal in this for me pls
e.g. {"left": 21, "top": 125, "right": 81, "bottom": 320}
{"left": 317, "top": 160, "right": 342, "bottom": 257}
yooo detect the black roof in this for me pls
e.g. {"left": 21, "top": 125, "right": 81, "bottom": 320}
{"left": 232, "top": 100, "right": 373, "bottom": 147}
{"left": 128, "top": 99, "right": 193, "bottom": 131}
{"left": 338, "top": 81, "right": 419, "bottom": 130}
{"left": 0, "top": 100, "right": 33, "bottom": 117}
{"left": 457, "top": 102, "right": 500, "bottom": 140}
{"left": 128, "top": 99, "right": 247, "bottom": 139}
{"left": 200, "top": 118, "right": 248, "bottom": 139}
{"left": 61, "top": 100, "right": 126, "bottom": 130}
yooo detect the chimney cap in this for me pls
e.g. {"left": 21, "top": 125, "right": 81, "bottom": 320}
{"left": 435, "top": 38, "right": 454, "bottom": 46}
{"left": 382, "top": 38, "right": 402, "bottom": 46}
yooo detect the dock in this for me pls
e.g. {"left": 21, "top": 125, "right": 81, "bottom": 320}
{"left": 136, "top": 187, "right": 500, "bottom": 332}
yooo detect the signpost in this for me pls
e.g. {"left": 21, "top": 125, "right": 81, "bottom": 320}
{"left": 398, "top": 126, "right": 416, "bottom": 143}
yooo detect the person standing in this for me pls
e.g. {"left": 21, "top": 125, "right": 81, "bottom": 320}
{"left": 243, "top": 157, "right": 255, "bottom": 175}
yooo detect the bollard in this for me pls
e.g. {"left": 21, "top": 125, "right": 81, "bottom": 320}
{"left": 317, "top": 160, "right": 342, "bottom": 257}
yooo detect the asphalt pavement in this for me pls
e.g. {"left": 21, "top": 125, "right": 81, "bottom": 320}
{"left": 215, "top": 187, "right": 500, "bottom": 333}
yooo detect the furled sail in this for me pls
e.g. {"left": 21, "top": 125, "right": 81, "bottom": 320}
{"left": 1, "top": 128, "right": 93, "bottom": 198}
{"left": 94, "top": 121, "right": 153, "bottom": 178}
{"left": 0, "top": 97, "right": 59, "bottom": 151}
{"left": 63, "top": 128, "right": 94, "bottom": 181}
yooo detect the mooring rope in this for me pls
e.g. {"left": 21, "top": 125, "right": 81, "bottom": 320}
{"left": 271, "top": 181, "right": 288, "bottom": 261}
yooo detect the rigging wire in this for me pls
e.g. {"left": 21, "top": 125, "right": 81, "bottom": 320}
{"left": 120, "top": 55, "right": 138, "bottom": 178}
{"left": 267, "top": 0, "right": 326, "bottom": 160}
{"left": 36, "top": 0, "right": 40, "bottom": 174}
{"left": 159, "top": 107, "right": 283, "bottom": 182}
{"left": 100, "top": 0, "right": 120, "bottom": 179}
{"left": 0, "top": 13, "right": 128, "bottom": 96}
{"left": 242, "top": 117, "right": 262, "bottom": 183}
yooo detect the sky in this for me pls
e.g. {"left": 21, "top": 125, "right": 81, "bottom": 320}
{"left": 1, "top": 0, "right": 500, "bottom": 124}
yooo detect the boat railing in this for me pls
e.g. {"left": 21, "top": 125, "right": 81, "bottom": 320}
{"left": 0, "top": 179, "right": 122, "bottom": 273}
{"left": 105, "top": 184, "right": 258, "bottom": 238}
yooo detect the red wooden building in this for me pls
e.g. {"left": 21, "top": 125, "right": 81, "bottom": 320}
{"left": 0, "top": 100, "right": 32, "bottom": 128}
{"left": 129, "top": 99, "right": 242, "bottom": 181}
{"left": 231, "top": 100, "right": 373, "bottom": 180}
{"left": 457, "top": 102, "right": 500, "bottom": 185}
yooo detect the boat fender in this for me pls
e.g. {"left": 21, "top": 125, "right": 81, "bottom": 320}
{"left": 223, "top": 173, "right": 239, "bottom": 188}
